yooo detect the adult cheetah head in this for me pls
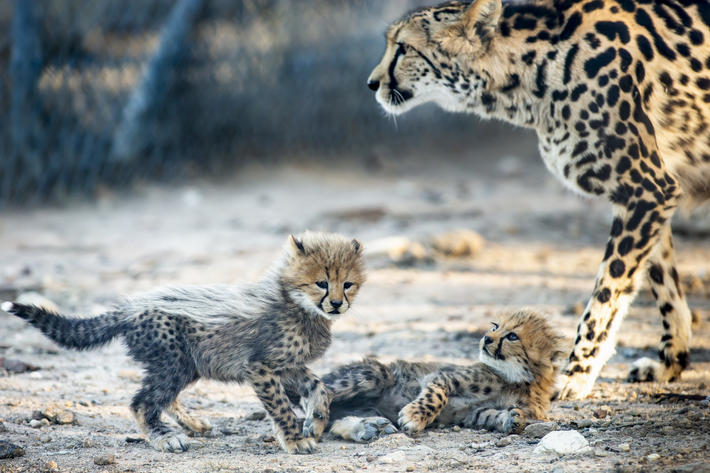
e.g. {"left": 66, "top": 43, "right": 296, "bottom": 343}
{"left": 479, "top": 309, "right": 566, "bottom": 384}
{"left": 367, "top": 0, "right": 502, "bottom": 115}
{"left": 281, "top": 231, "right": 366, "bottom": 320}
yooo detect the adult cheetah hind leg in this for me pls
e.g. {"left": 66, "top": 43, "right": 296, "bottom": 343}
{"left": 558, "top": 164, "right": 682, "bottom": 400}
{"left": 627, "top": 225, "right": 692, "bottom": 383}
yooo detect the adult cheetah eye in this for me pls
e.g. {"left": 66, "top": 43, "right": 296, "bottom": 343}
{"left": 316, "top": 281, "right": 328, "bottom": 289}
{"left": 506, "top": 332, "right": 519, "bottom": 341}
{"left": 343, "top": 282, "right": 354, "bottom": 289}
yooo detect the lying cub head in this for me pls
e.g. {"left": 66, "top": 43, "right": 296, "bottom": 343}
{"left": 479, "top": 309, "right": 566, "bottom": 384}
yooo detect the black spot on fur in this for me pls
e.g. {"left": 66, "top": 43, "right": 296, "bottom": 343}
{"left": 584, "top": 47, "right": 617, "bottom": 78}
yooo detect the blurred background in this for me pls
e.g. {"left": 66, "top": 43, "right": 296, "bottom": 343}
{"left": 0, "top": 0, "right": 531, "bottom": 206}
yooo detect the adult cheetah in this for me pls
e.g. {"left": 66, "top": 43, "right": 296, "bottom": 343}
{"left": 366, "top": 0, "right": 710, "bottom": 399}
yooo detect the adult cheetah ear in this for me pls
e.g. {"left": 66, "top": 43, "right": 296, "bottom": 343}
{"left": 351, "top": 239, "right": 363, "bottom": 255}
{"left": 463, "top": 0, "right": 502, "bottom": 44}
{"left": 288, "top": 234, "right": 306, "bottom": 256}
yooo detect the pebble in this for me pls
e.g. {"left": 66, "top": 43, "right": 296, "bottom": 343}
{"left": 618, "top": 443, "right": 630, "bottom": 452}
{"left": 93, "top": 454, "right": 116, "bottom": 466}
{"left": 55, "top": 411, "right": 75, "bottom": 425}
{"left": 29, "top": 419, "right": 44, "bottom": 428}
{"left": 39, "top": 435, "right": 52, "bottom": 443}
{"left": 572, "top": 418, "right": 593, "bottom": 428}
{"left": 246, "top": 411, "right": 266, "bottom": 421}
{"left": 40, "top": 460, "right": 59, "bottom": 472}
{"left": 0, "top": 440, "right": 25, "bottom": 459}
{"left": 522, "top": 421, "right": 559, "bottom": 439}
{"left": 534, "top": 430, "right": 591, "bottom": 456}
{"left": 495, "top": 437, "right": 512, "bottom": 447}
{"left": 452, "top": 425, "right": 461, "bottom": 432}
{"left": 378, "top": 450, "right": 407, "bottom": 464}
{"left": 646, "top": 453, "right": 661, "bottom": 462}
{"left": 406, "top": 467, "right": 415, "bottom": 472}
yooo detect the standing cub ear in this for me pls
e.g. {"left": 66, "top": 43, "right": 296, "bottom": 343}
{"left": 463, "top": 0, "right": 502, "bottom": 45}
{"left": 351, "top": 239, "right": 363, "bottom": 255}
{"left": 289, "top": 234, "right": 306, "bottom": 255}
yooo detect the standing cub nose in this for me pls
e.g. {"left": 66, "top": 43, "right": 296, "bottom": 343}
{"left": 367, "top": 79, "right": 380, "bottom": 91}
{"left": 330, "top": 300, "right": 343, "bottom": 309}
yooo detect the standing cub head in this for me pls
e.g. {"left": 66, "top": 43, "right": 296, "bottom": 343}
{"left": 479, "top": 309, "right": 566, "bottom": 384}
{"left": 367, "top": 0, "right": 502, "bottom": 115}
{"left": 281, "top": 231, "right": 365, "bottom": 320}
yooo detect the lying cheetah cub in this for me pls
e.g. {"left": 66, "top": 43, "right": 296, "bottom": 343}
{"left": 323, "top": 310, "right": 565, "bottom": 441}
{"left": 2, "top": 232, "right": 365, "bottom": 454}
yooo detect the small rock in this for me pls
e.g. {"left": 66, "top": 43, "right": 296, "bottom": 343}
{"left": 572, "top": 418, "right": 593, "bottom": 428}
{"left": 246, "top": 411, "right": 266, "bottom": 421}
{"left": 94, "top": 454, "right": 116, "bottom": 466}
{"left": 430, "top": 229, "right": 485, "bottom": 257}
{"left": 618, "top": 443, "right": 630, "bottom": 452}
{"left": 40, "top": 460, "right": 59, "bottom": 472}
{"left": 406, "top": 467, "right": 415, "bottom": 472}
{"left": 39, "top": 434, "right": 52, "bottom": 443}
{"left": 452, "top": 425, "right": 461, "bottom": 432}
{"left": 378, "top": 451, "right": 407, "bottom": 464}
{"left": 55, "top": 410, "right": 75, "bottom": 425}
{"left": 534, "top": 430, "right": 591, "bottom": 456}
{"left": 523, "top": 421, "right": 559, "bottom": 439}
{"left": 0, "top": 357, "right": 40, "bottom": 374}
{"left": 29, "top": 419, "right": 46, "bottom": 428}
{"left": 0, "top": 440, "right": 25, "bottom": 459}
{"left": 646, "top": 453, "right": 661, "bottom": 462}
{"left": 370, "top": 433, "right": 415, "bottom": 449}
{"left": 594, "top": 406, "right": 611, "bottom": 419}
{"left": 495, "top": 437, "right": 512, "bottom": 447}
{"left": 594, "top": 448, "right": 608, "bottom": 457}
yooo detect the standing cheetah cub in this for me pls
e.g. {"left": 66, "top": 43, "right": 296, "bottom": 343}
{"left": 323, "top": 310, "right": 565, "bottom": 441}
{"left": 2, "top": 232, "right": 365, "bottom": 454}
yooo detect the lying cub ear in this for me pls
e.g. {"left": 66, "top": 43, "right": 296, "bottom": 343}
{"left": 463, "top": 0, "right": 502, "bottom": 44}
{"left": 288, "top": 234, "right": 306, "bottom": 255}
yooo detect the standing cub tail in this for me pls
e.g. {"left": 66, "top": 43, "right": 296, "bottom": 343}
{"left": 2, "top": 301, "right": 127, "bottom": 350}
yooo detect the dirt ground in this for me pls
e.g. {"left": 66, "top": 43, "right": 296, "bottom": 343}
{"left": 1, "top": 147, "right": 709, "bottom": 473}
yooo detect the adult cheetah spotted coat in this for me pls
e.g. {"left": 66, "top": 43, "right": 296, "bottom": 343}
{"left": 367, "top": 0, "right": 710, "bottom": 399}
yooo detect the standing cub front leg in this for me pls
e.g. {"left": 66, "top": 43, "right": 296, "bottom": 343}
{"left": 247, "top": 365, "right": 316, "bottom": 454}
{"left": 284, "top": 367, "right": 331, "bottom": 441}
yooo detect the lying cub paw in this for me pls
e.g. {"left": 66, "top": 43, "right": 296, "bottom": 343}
{"left": 398, "top": 403, "right": 429, "bottom": 434}
{"left": 503, "top": 408, "right": 526, "bottom": 434}
{"left": 330, "top": 416, "right": 397, "bottom": 443}
{"left": 627, "top": 357, "right": 662, "bottom": 382}
{"left": 302, "top": 414, "right": 327, "bottom": 440}
{"left": 150, "top": 432, "right": 189, "bottom": 453}
{"left": 280, "top": 435, "right": 317, "bottom": 454}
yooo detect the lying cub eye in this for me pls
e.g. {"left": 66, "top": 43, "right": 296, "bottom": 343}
{"left": 315, "top": 281, "right": 328, "bottom": 289}
{"left": 490, "top": 322, "right": 499, "bottom": 331}
{"left": 506, "top": 332, "right": 519, "bottom": 341}
{"left": 343, "top": 282, "right": 354, "bottom": 289}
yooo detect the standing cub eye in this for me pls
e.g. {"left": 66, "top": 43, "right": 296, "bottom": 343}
{"left": 343, "top": 282, "right": 354, "bottom": 289}
{"left": 506, "top": 332, "right": 519, "bottom": 341}
{"left": 316, "top": 281, "right": 328, "bottom": 289}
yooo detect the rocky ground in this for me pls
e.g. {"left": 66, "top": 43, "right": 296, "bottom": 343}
{"left": 0, "top": 148, "right": 709, "bottom": 473}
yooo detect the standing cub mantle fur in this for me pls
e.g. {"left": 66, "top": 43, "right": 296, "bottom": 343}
{"left": 323, "top": 310, "right": 565, "bottom": 442}
{"left": 367, "top": 0, "right": 710, "bottom": 399}
{"left": 2, "top": 232, "right": 365, "bottom": 454}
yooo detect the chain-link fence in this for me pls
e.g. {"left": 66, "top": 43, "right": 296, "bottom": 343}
{"left": 0, "top": 0, "right": 515, "bottom": 206}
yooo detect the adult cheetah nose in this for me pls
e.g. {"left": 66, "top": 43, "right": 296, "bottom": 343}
{"left": 483, "top": 336, "right": 493, "bottom": 345}
{"left": 367, "top": 79, "right": 380, "bottom": 91}
{"left": 330, "top": 300, "right": 343, "bottom": 309}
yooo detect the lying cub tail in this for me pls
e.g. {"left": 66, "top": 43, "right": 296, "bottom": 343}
{"left": 2, "top": 301, "right": 127, "bottom": 350}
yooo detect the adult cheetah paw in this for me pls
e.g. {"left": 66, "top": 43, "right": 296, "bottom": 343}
{"left": 330, "top": 416, "right": 397, "bottom": 443}
{"left": 398, "top": 403, "right": 429, "bottom": 434}
{"left": 150, "top": 433, "right": 189, "bottom": 453}
{"left": 557, "top": 373, "right": 595, "bottom": 400}
{"left": 627, "top": 357, "right": 662, "bottom": 382}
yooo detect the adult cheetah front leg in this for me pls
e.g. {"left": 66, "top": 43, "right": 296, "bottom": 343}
{"left": 627, "top": 224, "right": 692, "bottom": 383}
{"left": 558, "top": 156, "right": 682, "bottom": 400}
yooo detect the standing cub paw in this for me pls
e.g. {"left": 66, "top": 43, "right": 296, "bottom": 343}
{"left": 281, "top": 436, "right": 317, "bottom": 454}
{"left": 398, "top": 403, "right": 430, "bottom": 434}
